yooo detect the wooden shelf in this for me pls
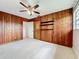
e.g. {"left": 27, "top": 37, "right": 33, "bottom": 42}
{"left": 40, "top": 20, "right": 54, "bottom": 26}
{"left": 41, "top": 20, "right": 54, "bottom": 23}
{"left": 40, "top": 24, "right": 54, "bottom": 26}
{"left": 40, "top": 20, "right": 54, "bottom": 30}
{"left": 40, "top": 29, "right": 53, "bottom": 30}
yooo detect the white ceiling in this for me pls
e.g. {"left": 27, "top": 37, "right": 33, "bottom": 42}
{"left": 0, "top": 0, "right": 77, "bottom": 19}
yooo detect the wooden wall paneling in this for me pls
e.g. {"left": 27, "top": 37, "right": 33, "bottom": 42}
{"left": 63, "top": 10, "right": 69, "bottom": 46}
{"left": 0, "top": 11, "right": 24, "bottom": 44}
{"left": 46, "top": 15, "right": 54, "bottom": 42}
{"left": 19, "top": 18, "right": 23, "bottom": 40}
{"left": 11, "top": 15, "right": 16, "bottom": 41}
{"left": 0, "top": 12, "right": 3, "bottom": 44}
{"left": 34, "top": 18, "right": 40, "bottom": 39}
{"left": 4, "top": 13, "right": 8, "bottom": 43}
{"left": 17, "top": 17, "right": 23, "bottom": 40}
{"left": 12, "top": 16, "right": 23, "bottom": 41}
{"left": 59, "top": 11, "right": 65, "bottom": 45}
{"left": 56, "top": 12, "right": 62, "bottom": 45}
{"left": 64, "top": 10, "right": 72, "bottom": 47}
{"left": 40, "top": 31, "right": 46, "bottom": 41}
{"left": 58, "top": 11, "right": 64, "bottom": 45}
{"left": 40, "top": 15, "right": 54, "bottom": 42}
{"left": 2, "top": 13, "right": 5, "bottom": 44}
{"left": 51, "top": 15, "right": 55, "bottom": 43}
{"left": 11, "top": 15, "right": 15, "bottom": 41}
{"left": 52, "top": 13, "right": 58, "bottom": 44}
{"left": 46, "top": 14, "right": 54, "bottom": 29}
{"left": 41, "top": 16, "right": 47, "bottom": 22}
{"left": 15, "top": 16, "right": 19, "bottom": 40}
{"left": 40, "top": 16, "right": 48, "bottom": 42}
{"left": 34, "top": 9, "right": 73, "bottom": 47}
{"left": 14, "top": 16, "right": 18, "bottom": 40}
{"left": 34, "top": 29, "right": 40, "bottom": 39}
{"left": 47, "top": 30, "right": 53, "bottom": 42}
{"left": 34, "top": 18, "right": 40, "bottom": 30}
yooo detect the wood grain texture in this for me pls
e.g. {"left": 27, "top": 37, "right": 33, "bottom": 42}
{"left": 0, "top": 11, "right": 24, "bottom": 44}
{"left": 34, "top": 9, "right": 73, "bottom": 47}
{"left": 34, "top": 18, "right": 41, "bottom": 39}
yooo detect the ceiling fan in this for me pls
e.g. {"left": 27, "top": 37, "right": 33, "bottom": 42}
{"left": 20, "top": 1, "right": 40, "bottom": 16}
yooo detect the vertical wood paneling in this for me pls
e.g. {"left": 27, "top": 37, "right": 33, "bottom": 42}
{"left": 34, "top": 9, "right": 73, "bottom": 47}
{"left": 0, "top": 12, "right": 3, "bottom": 44}
{"left": 34, "top": 18, "right": 40, "bottom": 39}
{"left": 0, "top": 11, "right": 23, "bottom": 44}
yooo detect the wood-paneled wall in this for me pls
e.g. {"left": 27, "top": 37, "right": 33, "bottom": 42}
{"left": 34, "top": 9, "right": 73, "bottom": 47}
{"left": 0, "top": 11, "right": 25, "bottom": 44}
